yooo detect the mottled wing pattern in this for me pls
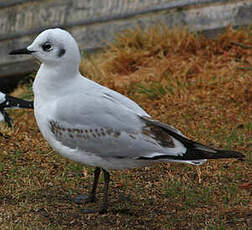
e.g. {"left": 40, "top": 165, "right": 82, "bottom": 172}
{"left": 142, "top": 122, "right": 175, "bottom": 148}
{"left": 48, "top": 90, "right": 188, "bottom": 160}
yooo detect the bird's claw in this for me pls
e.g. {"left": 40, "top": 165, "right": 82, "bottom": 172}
{"left": 73, "top": 194, "right": 96, "bottom": 204}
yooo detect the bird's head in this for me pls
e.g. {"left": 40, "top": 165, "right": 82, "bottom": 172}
{"left": 9, "top": 28, "right": 81, "bottom": 69}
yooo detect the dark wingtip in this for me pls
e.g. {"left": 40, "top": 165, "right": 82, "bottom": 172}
{"left": 5, "top": 95, "right": 34, "bottom": 109}
{"left": 217, "top": 150, "right": 245, "bottom": 160}
{"left": 183, "top": 148, "right": 246, "bottom": 161}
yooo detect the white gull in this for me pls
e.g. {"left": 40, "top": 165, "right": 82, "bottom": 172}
{"left": 9, "top": 28, "right": 244, "bottom": 214}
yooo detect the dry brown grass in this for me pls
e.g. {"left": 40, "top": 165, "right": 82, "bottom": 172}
{"left": 0, "top": 25, "right": 251, "bottom": 229}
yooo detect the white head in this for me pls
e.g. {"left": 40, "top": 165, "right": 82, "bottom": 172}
{"left": 10, "top": 28, "right": 81, "bottom": 72}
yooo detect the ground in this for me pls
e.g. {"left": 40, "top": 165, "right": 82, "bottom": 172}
{"left": 0, "top": 26, "right": 251, "bottom": 229}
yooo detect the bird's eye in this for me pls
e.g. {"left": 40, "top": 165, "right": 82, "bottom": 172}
{"left": 42, "top": 42, "right": 53, "bottom": 51}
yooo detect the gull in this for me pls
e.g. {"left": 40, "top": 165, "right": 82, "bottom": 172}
{"left": 9, "top": 28, "right": 244, "bottom": 214}
{"left": 0, "top": 91, "right": 33, "bottom": 128}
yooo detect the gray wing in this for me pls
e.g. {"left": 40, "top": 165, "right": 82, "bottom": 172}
{"left": 49, "top": 90, "right": 186, "bottom": 159}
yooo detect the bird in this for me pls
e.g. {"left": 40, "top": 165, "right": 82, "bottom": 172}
{"left": 0, "top": 91, "right": 33, "bottom": 128}
{"left": 9, "top": 28, "right": 244, "bottom": 214}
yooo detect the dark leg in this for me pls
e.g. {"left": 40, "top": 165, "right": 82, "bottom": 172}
{"left": 98, "top": 169, "right": 110, "bottom": 214}
{"left": 2, "top": 109, "right": 12, "bottom": 128}
{"left": 88, "top": 167, "right": 101, "bottom": 202}
{"left": 73, "top": 167, "right": 101, "bottom": 204}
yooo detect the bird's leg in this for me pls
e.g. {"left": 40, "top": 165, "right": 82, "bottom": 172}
{"left": 73, "top": 167, "right": 101, "bottom": 204}
{"left": 98, "top": 169, "right": 110, "bottom": 214}
{"left": 88, "top": 167, "right": 101, "bottom": 202}
{"left": 1, "top": 109, "right": 12, "bottom": 128}
{"left": 79, "top": 168, "right": 110, "bottom": 214}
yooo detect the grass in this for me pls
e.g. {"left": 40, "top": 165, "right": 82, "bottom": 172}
{"left": 0, "top": 25, "right": 251, "bottom": 229}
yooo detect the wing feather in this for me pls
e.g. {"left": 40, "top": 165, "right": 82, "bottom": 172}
{"left": 50, "top": 91, "right": 186, "bottom": 159}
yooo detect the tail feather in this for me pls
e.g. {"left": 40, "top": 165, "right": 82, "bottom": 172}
{"left": 139, "top": 116, "right": 245, "bottom": 160}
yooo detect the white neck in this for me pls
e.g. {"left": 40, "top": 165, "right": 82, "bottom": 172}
{"left": 33, "top": 63, "right": 80, "bottom": 106}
